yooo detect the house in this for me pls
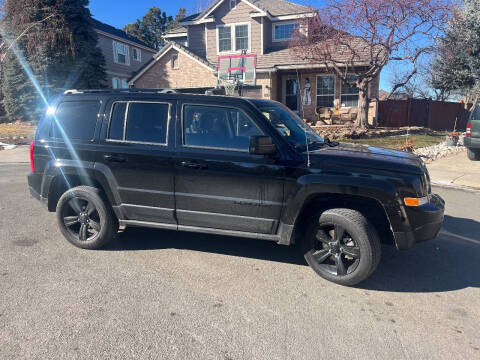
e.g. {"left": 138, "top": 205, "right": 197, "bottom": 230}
{"left": 129, "top": 0, "right": 380, "bottom": 125}
{"left": 92, "top": 19, "right": 156, "bottom": 89}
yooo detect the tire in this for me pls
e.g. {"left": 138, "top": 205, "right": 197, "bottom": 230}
{"left": 467, "top": 148, "right": 480, "bottom": 161}
{"left": 56, "top": 186, "right": 118, "bottom": 249}
{"left": 301, "top": 208, "right": 381, "bottom": 286}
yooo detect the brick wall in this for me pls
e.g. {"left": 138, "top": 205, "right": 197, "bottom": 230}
{"left": 133, "top": 49, "right": 217, "bottom": 89}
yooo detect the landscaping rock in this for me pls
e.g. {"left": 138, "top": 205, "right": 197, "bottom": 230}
{"left": 414, "top": 135, "right": 466, "bottom": 163}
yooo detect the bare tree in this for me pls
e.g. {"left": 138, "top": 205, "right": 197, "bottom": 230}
{"left": 290, "top": 0, "right": 452, "bottom": 128}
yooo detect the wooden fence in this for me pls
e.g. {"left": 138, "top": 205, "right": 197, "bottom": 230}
{"left": 378, "top": 99, "right": 468, "bottom": 131}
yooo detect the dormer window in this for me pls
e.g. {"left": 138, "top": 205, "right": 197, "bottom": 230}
{"left": 273, "top": 22, "right": 300, "bottom": 42}
{"left": 230, "top": 0, "right": 237, "bottom": 10}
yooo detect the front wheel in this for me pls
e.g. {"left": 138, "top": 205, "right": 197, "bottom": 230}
{"left": 56, "top": 186, "right": 118, "bottom": 249}
{"left": 302, "top": 208, "right": 381, "bottom": 286}
{"left": 467, "top": 148, "right": 480, "bottom": 161}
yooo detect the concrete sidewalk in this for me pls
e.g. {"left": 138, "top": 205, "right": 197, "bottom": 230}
{"left": 427, "top": 151, "right": 480, "bottom": 190}
{"left": 0, "top": 146, "right": 29, "bottom": 163}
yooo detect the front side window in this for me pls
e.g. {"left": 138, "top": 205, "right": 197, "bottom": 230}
{"left": 235, "top": 25, "right": 249, "bottom": 51}
{"left": 274, "top": 23, "right": 299, "bottom": 41}
{"left": 51, "top": 101, "right": 101, "bottom": 140}
{"left": 126, "top": 103, "right": 169, "bottom": 144}
{"left": 114, "top": 41, "right": 130, "bottom": 65}
{"left": 183, "top": 105, "right": 263, "bottom": 151}
{"left": 218, "top": 27, "right": 232, "bottom": 52}
{"left": 341, "top": 74, "right": 359, "bottom": 107}
{"left": 250, "top": 99, "right": 324, "bottom": 150}
{"left": 317, "top": 75, "right": 335, "bottom": 108}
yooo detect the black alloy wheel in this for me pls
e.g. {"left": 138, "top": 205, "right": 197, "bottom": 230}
{"left": 62, "top": 198, "right": 101, "bottom": 242}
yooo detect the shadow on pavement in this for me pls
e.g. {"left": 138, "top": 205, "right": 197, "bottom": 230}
{"left": 104, "top": 214, "right": 480, "bottom": 293}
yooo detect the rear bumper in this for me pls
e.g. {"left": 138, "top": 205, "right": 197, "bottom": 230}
{"left": 28, "top": 173, "right": 47, "bottom": 207}
{"left": 393, "top": 194, "right": 445, "bottom": 250}
{"left": 464, "top": 137, "right": 480, "bottom": 149}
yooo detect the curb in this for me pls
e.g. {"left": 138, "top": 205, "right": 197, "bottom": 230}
{"left": 431, "top": 180, "right": 480, "bottom": 193}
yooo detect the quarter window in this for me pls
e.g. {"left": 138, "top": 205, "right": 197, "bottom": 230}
{"left": 51, "top": 101, "right": 101, "bottom": 140}
{"left": 341, "top": 75, "right": 359, "bottom": 107}
{"left": 108, "top": 102, "right": 127, "bottom": 140}
{"left": 317, "top": 75, "right": 335, "bottom": 108}
{"left": 183, "top": 105, "right": 263, "bottom": 151}
{"left": 274, "top": 23, "right": 299, "bottom": 41}
{"left": 125, "top": 103, "right": 169, "bottom": 144}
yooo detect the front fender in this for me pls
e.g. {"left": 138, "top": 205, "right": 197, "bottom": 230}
{"left": 281, "top": 173, "right": 399, "bottom": 226}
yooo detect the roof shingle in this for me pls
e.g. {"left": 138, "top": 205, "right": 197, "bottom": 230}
{"left": 92, "top": 19, "right": 155, "bottom": 50}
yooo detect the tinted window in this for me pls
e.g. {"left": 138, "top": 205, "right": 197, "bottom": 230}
{"left": 52, "top": 101, "right": 100, "bottom": 140}
{"left": 108, "top": 102, "right": 127, "bottom": 140}
{"left": 126, "top": 103, "right": 169, "bottom": 144}
{"left": 183, "top": 105, "right": 263, "bottom": 151}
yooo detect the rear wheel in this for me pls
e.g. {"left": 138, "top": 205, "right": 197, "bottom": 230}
{"left": 56, "top": 186, "right": 117, "bottom": 249}
{"left": 302, "top": 208, "right": 381, "bottom": 286}
{"left": 467, "top": 148, "right": 480, "bottom": 161}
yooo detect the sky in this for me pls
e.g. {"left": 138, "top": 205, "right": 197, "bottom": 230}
{"left": 87, "top": 0, "right": 396, "bottom": 90}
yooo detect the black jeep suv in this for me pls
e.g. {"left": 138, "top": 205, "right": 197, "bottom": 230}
{"left": 28, "top": 90, "right": 445, "bottom": 286}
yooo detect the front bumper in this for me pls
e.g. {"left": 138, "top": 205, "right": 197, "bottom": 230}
{"left": 393, "top": 194, "right": 445, "bottom": 250}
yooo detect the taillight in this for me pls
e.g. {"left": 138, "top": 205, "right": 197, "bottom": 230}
{"left": 466, "top": 123, "right": 472, "bottom": 137}
{"left": 30, "top": 141, "right": 35, "bottom": 173}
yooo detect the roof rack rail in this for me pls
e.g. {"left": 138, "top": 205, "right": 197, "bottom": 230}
{"left": 64, "top": 88, "right": 179, "bottom": 95}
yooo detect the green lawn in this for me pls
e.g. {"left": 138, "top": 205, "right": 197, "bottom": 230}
{"left": 344, "top": 133, "right": 446, "bottom": 150}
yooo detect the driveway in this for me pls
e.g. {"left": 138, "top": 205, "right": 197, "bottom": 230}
{"left": 0, "top": 160, "right": 479, "bottom": 359}
{"left": 427, "top": 152, "right": 480, "bottom": 190}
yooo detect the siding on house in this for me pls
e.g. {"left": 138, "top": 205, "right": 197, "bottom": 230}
{"left": 95, "top": 30, "right": 156, "bottom": 87}
{"left": 133, "top": 49, "right": 217, "bottom": 89}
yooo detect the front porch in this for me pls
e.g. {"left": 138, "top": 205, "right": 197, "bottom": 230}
{"left": 256, "top": 69, "right": 379, "bottom": 127}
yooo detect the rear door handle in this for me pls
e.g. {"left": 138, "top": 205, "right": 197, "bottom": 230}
{"left": 104, "top": 154, "right": 127, "bottom": 163}
{"left": 179, "top": 161, "right": 206, "bottom": 170}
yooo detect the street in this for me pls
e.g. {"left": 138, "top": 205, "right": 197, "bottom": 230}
{"left": 0, "top": 162, "right": 479, "bottom": 360}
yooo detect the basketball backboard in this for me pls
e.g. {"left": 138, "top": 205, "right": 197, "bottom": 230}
{"left": 217, "top": 54, "right": 257, "bottom": 86}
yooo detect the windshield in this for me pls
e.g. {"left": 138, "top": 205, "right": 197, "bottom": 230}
{"left": 250, "top": 100, "right": 324, "bottom": 149}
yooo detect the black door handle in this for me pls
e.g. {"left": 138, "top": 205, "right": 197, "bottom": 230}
{"left": 104, "top": 154, "right": 127, "bottom": 163}
{"left": 179, "top": 161, "right": 206, "bottom": 170}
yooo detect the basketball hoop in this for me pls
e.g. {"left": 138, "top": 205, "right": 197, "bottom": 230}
{"left": 219, "top": 79, "right": 238, "bottom": 96}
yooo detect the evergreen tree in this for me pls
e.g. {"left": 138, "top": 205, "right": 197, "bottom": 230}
{"left": 0, "top": 0, "right": 107, "bottom": 121}
{"left": 123, "top": 7, "right": 177, "bottom": 50}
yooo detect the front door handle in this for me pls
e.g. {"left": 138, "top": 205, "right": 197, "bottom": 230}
{"left": 179, "top": 161, "right": 206, "bottom": 170}
{"left": 104, "top": 154, "right": 127, "bottom": 163}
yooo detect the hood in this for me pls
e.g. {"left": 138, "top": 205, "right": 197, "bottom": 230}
{"left": 308, "top": 142, "right": 425, "bottom": 175}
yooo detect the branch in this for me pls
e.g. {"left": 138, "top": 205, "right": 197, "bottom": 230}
{"left": 0, "top": 14, "right": 56, "bottom": 62}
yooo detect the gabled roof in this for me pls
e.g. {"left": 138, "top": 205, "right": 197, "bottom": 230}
{"left": 129, "top": 42, "right": 216, "bottom": 84}
{"left": 179, "top": 0, "right": 314, "bottom": 25}
{"left": 92, "top": 19, "right": 155, "bottom": 50}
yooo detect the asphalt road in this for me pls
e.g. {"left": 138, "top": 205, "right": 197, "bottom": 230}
{"left": 1, "top": 163, "right": 479, "bottom": 360}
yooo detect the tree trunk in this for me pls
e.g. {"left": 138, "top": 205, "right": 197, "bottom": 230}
{"left": 356, "top": 81, "right": 370, "bottom": 129}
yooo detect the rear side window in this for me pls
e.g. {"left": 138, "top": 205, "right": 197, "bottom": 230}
{"left": 51, "top": 101, "right": 101, "bottom": 140}
{"left": 126, "top": 103, "right": 169, "bottom": 144}
{"left": 108, "top": 102, "right": 127, "bottom": 140}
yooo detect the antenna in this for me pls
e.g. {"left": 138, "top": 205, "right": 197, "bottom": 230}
{"left": 296, "top": 69, "right": 311, "bottom": 168}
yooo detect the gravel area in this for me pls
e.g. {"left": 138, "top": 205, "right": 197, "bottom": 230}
{"left": 415, "top": 135, "right": 466, "bottom": 163}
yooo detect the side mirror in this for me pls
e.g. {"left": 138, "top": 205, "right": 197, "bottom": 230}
{"left": 249, "top": 136, "right": 277, "bottom": 155}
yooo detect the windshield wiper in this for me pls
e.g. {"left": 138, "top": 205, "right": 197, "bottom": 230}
{"left": 295, "top": 140, "right": 326, "bottom": 150}
{"left": 324, "top": 137, "right": 340, "bottom": 147}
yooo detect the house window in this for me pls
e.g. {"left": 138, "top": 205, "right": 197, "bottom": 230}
{"left": 112, "top": 77, "right": 128, "bottom": 89}
{"left": 230, "top": 0, "right": 237, "bottom": 10}
{"left": 218, "top": 26, "right": 232, "bottom": 52}
{"left": 316, "top": 75, "right": 335, "bottom": 108}
{"left": 341, "top": 74, "right": 359, "bottom": 107}
{"left": 235, "top": 25, "right": 249, "bottom": 51}
{"left": 113, "top": 41, "right": 130, "bottom": 65}
{"left": 171, "top": 54, "right": 179, "bottom": 69}
{"left": 273, "top": 23, "right": 299, "bottom": 41}
{"left": 217, "top": 23, "right": 250, "bottom": 53}
{"left": 132, "top": 48, "right": 141, "bottom": 61}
